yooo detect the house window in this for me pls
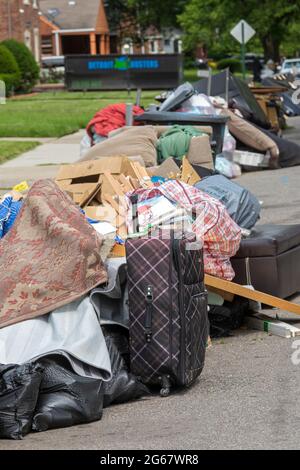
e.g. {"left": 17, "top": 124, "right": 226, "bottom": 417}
{"left": 41, "top": 35, "right": 54, "bottom": 55}
{"left": 149, "top": 40, "right": 158, "bottom": 54}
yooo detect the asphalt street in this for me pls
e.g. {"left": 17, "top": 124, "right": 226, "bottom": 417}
{"left": 1, "top": 119, "right": 300, "bottom": 450}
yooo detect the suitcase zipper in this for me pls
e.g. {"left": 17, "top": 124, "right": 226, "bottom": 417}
{"left": 173, "top": 236, "right": 186, "bottom": 385}
{"left": 144, "top": 285, "right": 153, "bottom": 343}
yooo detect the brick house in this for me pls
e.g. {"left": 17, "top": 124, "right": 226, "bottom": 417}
{"left": 39, "top": 0, "right": 110, "bottom": 57}
{"left": 0, "top": 0, "right": 41, "bottom": 61}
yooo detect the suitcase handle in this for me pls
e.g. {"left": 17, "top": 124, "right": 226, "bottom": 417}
{"left": 145, "top": 286, "right": 153, "bottom": 343}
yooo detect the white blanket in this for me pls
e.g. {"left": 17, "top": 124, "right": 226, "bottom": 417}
{"left": 0, "top": 297, "right": 111, "bottom": 380}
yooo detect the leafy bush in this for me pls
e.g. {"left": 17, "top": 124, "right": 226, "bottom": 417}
{"left": 40, "top": 68, "right": 65, "bottom": 84}
{"left": 0, "top": 44, "right": 20, "bottom": 95}
{"left": 217, "top": 58, "right": 242, "bottom": 73}
{"left": 2, "top": 39, "right": 39, "bottom": 93}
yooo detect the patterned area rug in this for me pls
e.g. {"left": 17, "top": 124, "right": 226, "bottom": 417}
{"left": 0, "top": 179, "right": 107, "bottom": 329}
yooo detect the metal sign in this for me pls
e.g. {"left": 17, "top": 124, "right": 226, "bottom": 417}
{"left": 230, "top": 20, "right": 256, "bottom": 80}
{"left": 65, "top": 54, "right": 183, "bottom": 91}
{"left": 230, "top": 20, "right": 255, "bottom": 44}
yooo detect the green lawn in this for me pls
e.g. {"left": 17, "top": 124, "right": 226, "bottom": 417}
{"left": 0, "top": 91, "right": 159, "bottom": 138}
{"left": 0, "top": 70, "right": 251, "bottom": 138}
{"left": 0, "top": 141, "right": 40, "bottom": 164}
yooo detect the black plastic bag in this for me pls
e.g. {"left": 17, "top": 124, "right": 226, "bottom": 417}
{"left": 0, "top": 363, "right": 44, "bottom": 440}
{"left": 102, "top": 325, "right": 148, "bottom": 408}
{"left": 32, "top": 357, "right": 103, "bottom": 432}
{"left": 209, "top": 297, "right": 249, "bottom": 338}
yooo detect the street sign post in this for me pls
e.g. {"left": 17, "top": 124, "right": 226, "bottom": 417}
{"left": 230, "top": 19, "right": 256, "bottom": 80}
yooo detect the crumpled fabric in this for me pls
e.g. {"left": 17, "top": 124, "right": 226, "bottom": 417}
{"left": 157, "top": 125, "right": 206, "bottom": 163}
{"left": 128, "top": 180, "right": 241, "bottom": 280}
{"left": 0, "top": 196, "right": 23, "bottom": 238}
{"left": 87, "top": 103, "right": 144, "bottom": 141}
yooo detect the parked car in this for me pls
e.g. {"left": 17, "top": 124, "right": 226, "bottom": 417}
{"left": 41, "top": 56, "right": 65, "bottom": 68}
{"left": 280, "top": 59, "right": 300, "bottom": 76}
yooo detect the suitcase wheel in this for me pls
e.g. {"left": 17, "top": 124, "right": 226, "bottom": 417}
{"left": 160, "top": 387, "right": 170, "bottom": 397}
{"left": 159, "top": 375, "right": 171, "bottom": 397}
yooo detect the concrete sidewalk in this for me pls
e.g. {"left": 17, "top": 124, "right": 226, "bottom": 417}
{"left": 0, "top": 130, "right": 85, "bottom": 168}
{"left": 0, "top": 166, "right": 59, "bottom": 192}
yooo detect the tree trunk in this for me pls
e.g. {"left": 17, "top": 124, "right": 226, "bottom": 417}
{"left": 262, "top": 34, "right": 281, "bottom": 63}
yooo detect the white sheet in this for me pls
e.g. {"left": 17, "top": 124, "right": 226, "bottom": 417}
{"left": 0, "top": 297, "right": 111, "bottom": 380}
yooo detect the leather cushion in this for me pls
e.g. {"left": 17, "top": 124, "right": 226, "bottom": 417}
{"left": 225, "top": 109, "right": 279, "bottom": 160}
{"left": 234, "top": 224, "right": 300, "bottom": 258}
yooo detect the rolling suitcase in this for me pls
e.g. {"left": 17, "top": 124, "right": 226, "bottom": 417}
{"left": 125, "top": 230, "right": 209, "bottom": 396}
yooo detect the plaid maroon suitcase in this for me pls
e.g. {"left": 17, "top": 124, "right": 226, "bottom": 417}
{"left": 125, "top": 230, "right": 208, "bottom": 397}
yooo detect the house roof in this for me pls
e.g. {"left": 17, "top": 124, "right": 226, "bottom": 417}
{"left": 39, "top": 0, "right": 109, "bottom": 33}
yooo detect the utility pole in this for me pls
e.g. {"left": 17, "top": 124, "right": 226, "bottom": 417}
{"left": 241, "top": 21, "right": 246, "bottom": 81}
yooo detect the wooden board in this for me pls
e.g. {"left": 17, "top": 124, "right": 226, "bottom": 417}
{"left": 245, "top": 315, "right": 300, "bottom": 339}
{"left": 205, "top": 274, "right": 300, "bottom": 316}
{"left": 207, "top": 286, "right": 235, "bottom": 303}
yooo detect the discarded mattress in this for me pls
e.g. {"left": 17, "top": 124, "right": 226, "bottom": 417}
{"left": 0, "top": 179, "right": 107, "bottom": 329}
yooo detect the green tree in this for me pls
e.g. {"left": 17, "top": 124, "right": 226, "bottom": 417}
{"left": 105, "top": 0, "right": 186, "bottom": 45}
{"left": 179, "top": 0, "right": 300, "bottom": 61}
{"left": 2, "top": 39, "right": 39, "bottom": 93}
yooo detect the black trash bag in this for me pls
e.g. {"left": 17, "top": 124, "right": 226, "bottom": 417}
{"left": 209, "top": 297, "right": 249, "bottom": 338}
{"left": 102, "top": 325, "right": 149, "bottom": 408}
{"left": 0, "top": 363, "right": 44, "bottom": 440}
{"left": 32, "top": 357, "right": 104, "bottom": 433}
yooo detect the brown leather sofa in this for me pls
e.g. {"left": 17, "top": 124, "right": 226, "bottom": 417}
{"left": 231, "top": 225, "right": 300, "bottom": 299}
